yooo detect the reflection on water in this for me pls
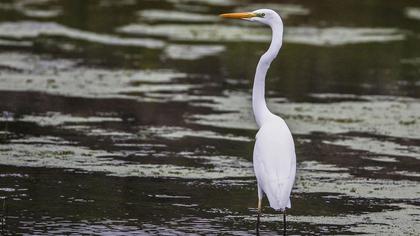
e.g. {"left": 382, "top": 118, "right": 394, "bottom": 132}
{"left": 0, "top": 0, "right": 420, "bottom": 235}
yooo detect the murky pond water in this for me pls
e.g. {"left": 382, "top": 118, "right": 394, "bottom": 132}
{"left": 0, "top": 0, "right": 419, "bottom": 235}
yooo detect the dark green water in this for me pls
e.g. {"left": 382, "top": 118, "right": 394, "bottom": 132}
{"left": 0, "top": 0, "right": 419, "bottom": 235}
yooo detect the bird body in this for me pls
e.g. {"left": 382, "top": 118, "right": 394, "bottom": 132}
{"left": 249, "top": 9, "right": 296, "bottom": 212}
{"left": 220, "top": 9, "right": 297, "bottom": 230}
{"left": 254, "top": 116, "right": 296, "bottom": 211}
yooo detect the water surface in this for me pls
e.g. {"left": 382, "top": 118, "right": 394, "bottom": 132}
{"left": 0, "top": 0, "right": 420, "bottom": 235}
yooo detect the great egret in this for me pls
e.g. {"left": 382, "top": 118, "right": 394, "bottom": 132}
{"left": 220, "top": 9, "right": 297, "bottom": 235}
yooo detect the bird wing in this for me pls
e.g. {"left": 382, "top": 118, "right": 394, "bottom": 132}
{"left": 253, "top": 118, "right": 296, "bottom": 211}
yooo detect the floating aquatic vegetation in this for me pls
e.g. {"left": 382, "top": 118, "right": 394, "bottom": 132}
{"left": 297, "top": 161, "right": 420, "bottom": 199}
{"left": 0, "top": 53, "right": 188, "bottom": 100}
{"left": 285, "top": 27, "right": 405, "bottom": 46}
{"left": 392, "top": 171, "right": 420, "bottom": 178}
{"left": 138, "top": 10, "right": 218, "bottom": 22}
{"left": 0, "top": 188, "right": 15, "bottom": 192}
{"left": 139, "top": 125, "right": 250, "bottom": 142}
{"left": 0, "top": 39, "right": 32, "bottom": 47}
{"left": 324, "top": 137, "right": 420, "bottom": 159}
{"left": 401, "top": 57, "right": 420, "bottom": 65}
{"left": 362, "top": 156, "right": 398, "bottom": 163}
{"left": 164, "top": 44, "right": 225, "bottom": 60}
{"left": 0, "top": 1, "right": 419, "bottom": 235}
{"left": 0, "top": 21, "right": 165, "bottom": 48}
{"left": 0, "top": 0, "right": 62, "bottom": 18}
{"left": 17, "top": 112, "right": 122, "bottom": 127}
{"left": 237, "top": 203, "right": 420, "bottom": 235}
{"left": 0, "top": 53, "right": 78, "bottom": 72}
{"left": 118, "top": 23, "right": 405, "bottom": 45}
{"left": 189, "top": 92, "right": 420, "bottom": 140}
{"left": 405, "top": 7, "right": 420, "bottom": 20}
{"left": 118, "top": 24, "right": 271, "bottom": 43}
{"left": 17, "top": 8, "right": 62, "bottom": 18}
{"left": 0, "top": 136, "right": 253, "bottom": 179}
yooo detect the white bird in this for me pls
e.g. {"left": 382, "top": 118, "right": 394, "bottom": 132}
{"left": 220, "top": 9, "right": 296, "bottom": 235}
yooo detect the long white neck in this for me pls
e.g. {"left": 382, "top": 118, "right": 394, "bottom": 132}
{"left": 252, "top": 19, "right": 283, "bottom": 128}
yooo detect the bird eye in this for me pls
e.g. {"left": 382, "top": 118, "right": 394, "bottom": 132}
{"left": 261, "top": 13, "right": 265, "bottom": 17}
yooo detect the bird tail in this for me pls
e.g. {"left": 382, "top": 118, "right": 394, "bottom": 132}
{"left": 266, "top": 180, "right": 290, "bottom": 211}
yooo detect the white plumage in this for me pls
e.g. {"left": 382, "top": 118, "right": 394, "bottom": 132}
{"left": 220, "top": 8, "right": 297, "bottom": 233}
{"left": 247, "top": 9, "right": 297, "bottom": 212}
{"left": 254, "top": 116, "right": 296, "bottom": 211}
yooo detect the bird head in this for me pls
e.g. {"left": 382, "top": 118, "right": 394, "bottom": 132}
{"left": 219, "top": 9, "right": 282, "bottom": 26}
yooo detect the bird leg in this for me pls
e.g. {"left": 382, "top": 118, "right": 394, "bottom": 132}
{"left": 256, "top": 198, "right": 262, "bottom": 235}
{"left": 283, "top": 210, "right": 287, "bottom": 236}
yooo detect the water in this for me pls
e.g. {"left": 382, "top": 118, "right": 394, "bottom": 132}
{"left": 0, "top": 0, "right": 419, "bottom": 235}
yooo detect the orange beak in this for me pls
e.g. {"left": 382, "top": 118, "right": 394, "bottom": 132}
{"left": 219, "top": 12, "right": 256, "bottom": 19}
